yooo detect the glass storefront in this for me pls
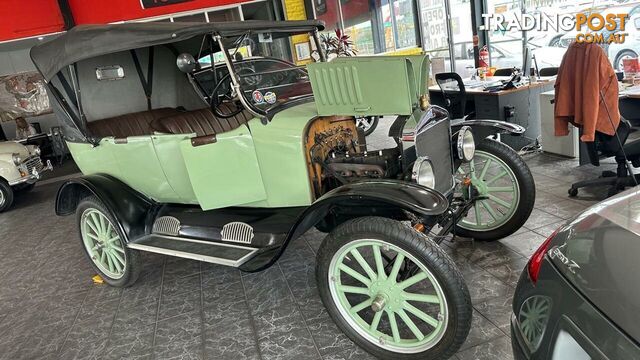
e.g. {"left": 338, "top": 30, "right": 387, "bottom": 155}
{"left": 315, "top": 0, "right": 420, "bottom": 54}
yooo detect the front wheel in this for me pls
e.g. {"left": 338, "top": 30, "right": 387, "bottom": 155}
{"left": 0, "top": 180, "right": 14, "bottom": 213}
{"left": 316, "top": 217, "right": 471, "bottom": 359}
{"left": 454, "top": 139, "right": 535, "bottom": 241}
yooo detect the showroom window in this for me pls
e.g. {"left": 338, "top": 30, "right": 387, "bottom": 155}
{"left": 314, "top": 0, "right": 420, "bottom": 54}
{"left": 478, "top": 0, "right": 640, "bottom": 73}
{"left": 418, "top": 0, "right": 474, "bottom": 74}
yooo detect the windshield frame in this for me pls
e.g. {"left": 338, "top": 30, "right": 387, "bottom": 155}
{"left": 214, "top": 29, "right": 325, "bottom": 122}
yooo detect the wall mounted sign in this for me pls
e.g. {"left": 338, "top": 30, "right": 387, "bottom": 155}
{"left": 140, "top": 0, "right": 194, "bottom": 9}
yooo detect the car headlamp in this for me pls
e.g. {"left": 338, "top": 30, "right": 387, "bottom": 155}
{"left": 412, "top": 157, "right": 436, "bottom": 189}
{"left": 12, "top": 153, "right": 22, "bottom": 166}
{"left": 457, "top": 126, "right": 475, "bottom": 162}
{"left": 33, "top": 146, "right": 41, "bottom": 156}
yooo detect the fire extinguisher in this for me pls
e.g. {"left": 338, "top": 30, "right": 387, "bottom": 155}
{"left": 479, "top": 45, "right": 490, "bottom": 68}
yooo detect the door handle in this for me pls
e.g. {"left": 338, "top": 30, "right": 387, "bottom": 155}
{"left": 354, "top": 106, "right": 371, "bottom": 112}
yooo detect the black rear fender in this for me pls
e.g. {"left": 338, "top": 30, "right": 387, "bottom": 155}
{"left": 55, "top": 174, "right": 154, "bottom": 241}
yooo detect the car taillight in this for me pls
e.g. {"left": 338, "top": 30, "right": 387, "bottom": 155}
{"left": 527, "top": 228, "right": 560, "bottom": 284}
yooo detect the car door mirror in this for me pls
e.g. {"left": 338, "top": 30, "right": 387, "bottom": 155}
{"left": 177, "top": 53, "right": 198, "bottom": 73}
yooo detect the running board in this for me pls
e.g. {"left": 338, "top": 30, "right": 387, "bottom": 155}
{"left": 128, "top": 235, "right": 258, "bottom": 267}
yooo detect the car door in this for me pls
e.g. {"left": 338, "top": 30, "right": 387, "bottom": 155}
{"left": 179, "top": 124, "right": 267, "bottom": 210}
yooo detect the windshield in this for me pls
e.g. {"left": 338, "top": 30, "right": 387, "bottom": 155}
{"left": 222, "top": 32, "right": 315, "bottom": 115}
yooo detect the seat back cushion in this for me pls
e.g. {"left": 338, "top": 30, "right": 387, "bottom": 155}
{"left": 87, "top": 108, "right": 180, "bottom": 138}
{"left": 152, "top": 104, "right": 254, "bottom": 137}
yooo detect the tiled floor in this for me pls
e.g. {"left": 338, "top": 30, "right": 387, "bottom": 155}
{"left": 0, "top": 133, "right": 614, "bottom": 360}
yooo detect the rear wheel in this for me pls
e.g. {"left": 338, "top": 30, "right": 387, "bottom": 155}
{"left": 316, "top": 217, "right": 471, "bottom": 359}
{"left": 454, "top": 139, "right": 535, "bottom": 241}
{"left": 76, "top": 196, "right": 141, "bottom": 287}
{"left": 0, "top": 180, "right": 14, "bottom": 213}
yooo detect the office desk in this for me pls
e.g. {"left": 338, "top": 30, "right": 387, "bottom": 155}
{"left": 429, "top": 78, "right": 555, "bottom": 150}
{"left": 538, "top": 86, "right": 640, "bottom": 165}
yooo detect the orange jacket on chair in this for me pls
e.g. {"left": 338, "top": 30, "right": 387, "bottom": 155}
{"left": 554, "top": 42, "right": 620, "bottom": 142}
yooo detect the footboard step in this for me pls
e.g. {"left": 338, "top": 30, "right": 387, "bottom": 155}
{"left": 128, "top": 234, "right": 258, "bottom": 267}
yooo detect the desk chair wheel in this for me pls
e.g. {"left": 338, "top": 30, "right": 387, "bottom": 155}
{"left": 568, "top": 188, "right": 578, "bottom": 197}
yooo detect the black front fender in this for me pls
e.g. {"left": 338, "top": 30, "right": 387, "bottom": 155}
{"left": 452, "top": 119, "right": 525, "bottom": 139}
{"left": 55, "top": 174, "right": 154, "bottom": 241}
{"left": 239, "top": 180, "right": 448, "bottom": 272}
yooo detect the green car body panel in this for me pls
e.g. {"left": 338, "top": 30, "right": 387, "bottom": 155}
{"left": 308, "top": 57, "right": 417, "bottom": 117}
{"left": 66, "top": 55, "right": 431, "bottom": 210}
{"left": 66, "top": 101, "right": 321, "bottom": 209}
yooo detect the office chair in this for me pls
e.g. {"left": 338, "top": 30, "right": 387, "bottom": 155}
{"left": 539, "top": 67, "right": 559, "bottom": 76}
{"left": 620, "top": 97, "right": 640, "bottom": 125}
{"left": 31, "top": 122, "right": 42, "bottom": 133}
{"left": 434, "top": 72, "right": 473, "bottom": 120}
{"left": 569, "top": 119, "right": 640, "bottom": 197}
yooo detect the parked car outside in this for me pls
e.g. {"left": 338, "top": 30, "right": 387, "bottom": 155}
{"left": 511, "top": 187, "right": 640, "bottom": 359}
{"left": 436, "top": 42, "right": 565, "bottom": 76}
{"left": 0, "top": 140, "right": 52, "bottom": 212}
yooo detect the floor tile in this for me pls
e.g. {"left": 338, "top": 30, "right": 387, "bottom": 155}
{"left": 242, "top": 267, "right": 296, "bottom": 314}
{"left": 459, "top": 310, "right": 505, "bottom": 351}
{"left": 203, "top": 300, "right": 260, "bottom": 360}
{"left": 474, "top": 296, "right": 514, "bottom": 334}
{"left": 483, "top": 257, "right": 528, "bottom": 287}
{"left": 465, "top": 272, "right": 513, "bottom": 304}
{"left": 158, "top": 288, "right": 201, "bottom": 321}
{"left": 457, "top": 335, "right": 514, "bottom": 360}
{"left": 499, "top": 231, "right": 548, "bottom": 258}
{"left": 154, "top": 312, "right": 203, "bottom": 360}
{"left": 253, "top": 302, "right": 320, "bottom": 360}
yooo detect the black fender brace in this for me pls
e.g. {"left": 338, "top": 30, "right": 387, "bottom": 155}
{"left": 451, "top": 119, "right": 525, "bottom": 140}
{"left": 55, "top": 174, "right": 154, "bottom": 241}
{"left": 239, "top": 179, "right": 449, "bottom": 272}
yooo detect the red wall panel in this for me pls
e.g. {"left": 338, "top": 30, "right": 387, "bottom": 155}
{"left": 0, "top": 0, "right": 65, "bottom": 42}
{"left": 67, "top": 0, "right": 247, "bottom": 24}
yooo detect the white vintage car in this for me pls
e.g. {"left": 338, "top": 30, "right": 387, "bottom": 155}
{"left": 0, "top": 141, "right": 52, "bottom": 212}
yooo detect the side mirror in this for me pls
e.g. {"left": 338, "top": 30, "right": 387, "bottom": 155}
{"left": 176, "top": 53, "right": 198, "bottom": 73}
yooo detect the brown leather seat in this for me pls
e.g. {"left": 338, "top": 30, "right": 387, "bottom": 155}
{"left": 87, "top": 108, "right": 180, "bottom": 138}
{"left": 151, "top": 104, "right": 254, "bottom": 137}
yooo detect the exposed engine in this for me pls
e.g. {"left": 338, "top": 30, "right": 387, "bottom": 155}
{"left": 306, "top": 118, "right": 403, "bottom": 196}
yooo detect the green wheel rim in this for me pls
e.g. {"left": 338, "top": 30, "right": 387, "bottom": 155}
{"left": 456, "top": 150, "right": 520, "bottom": 231}
{"left": 80, "top": 208, "right": 126, "bottom": 279}
{"left": 328, "top": 239, "right": 448, "bottom": 353}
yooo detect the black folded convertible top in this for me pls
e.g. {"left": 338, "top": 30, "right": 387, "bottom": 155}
{"left": 30, "top": 20, "right": 324, "bottom": 81}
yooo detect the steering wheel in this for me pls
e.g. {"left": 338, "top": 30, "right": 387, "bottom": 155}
{"left": 209, "top": 67, "right": 258, "bottom": 118}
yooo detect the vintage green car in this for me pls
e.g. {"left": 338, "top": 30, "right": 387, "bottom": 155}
{"left": 31, "top": 20, "right": 534, "bottom": 359}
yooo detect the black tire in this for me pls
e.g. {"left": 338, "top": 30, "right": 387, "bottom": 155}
{"left": 76, "top": 196, "right": 141, "bottom": 287}
{"left": 0, "top": 180, "right": 14, "bottom": 213}
{"left": 454, "top": 139, "right": 535, "bottom": 241}
{"left": 614, "top": 50, "right": 638, "bottom": 71}
{"left": 316, "top": 217, "right": 472, "bottom": 360}
{"left": 357, "top": 116, "right": 379, "bottom": 136}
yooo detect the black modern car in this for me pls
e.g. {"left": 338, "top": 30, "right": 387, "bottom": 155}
{"left": 511, "top": 187, "right": 640, "bottom": 359}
